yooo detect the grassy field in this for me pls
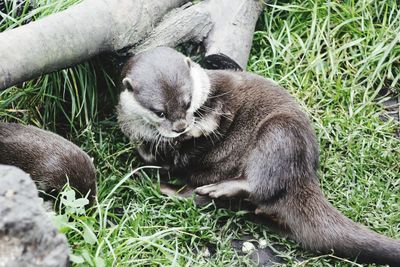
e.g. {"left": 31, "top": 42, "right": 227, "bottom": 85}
{"left": 1, "top": 0, "right": 399, "bottom": 266}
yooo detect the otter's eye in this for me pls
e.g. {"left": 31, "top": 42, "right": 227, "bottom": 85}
{"left": 154, "top": 110, "right": 165, "bottom": 118}
{"left": 185, "top": 101, "right": 191, "bottom": 110}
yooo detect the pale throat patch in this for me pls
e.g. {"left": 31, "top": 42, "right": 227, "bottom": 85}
{"left": 186, "top": 64, "right": 220, "bottom": 137}
{"left": 188, "top": 64, "right": 211, "bottom": 113}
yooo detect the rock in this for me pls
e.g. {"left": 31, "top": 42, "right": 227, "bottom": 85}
{"left": 0, "top": 165, "right": 69, "bottom": 267}
{"left": 242, "top": 241, "right": 256, "bottom": 254}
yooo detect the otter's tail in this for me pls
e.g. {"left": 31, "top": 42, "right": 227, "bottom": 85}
{"left": 276, "top": 182, "right": 400, "bottom": 266}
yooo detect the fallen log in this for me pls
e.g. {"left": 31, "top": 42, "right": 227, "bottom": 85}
{"left": 131, "top": 0, "right": 265, "bottom": 69}
{"left": 0, "top": 0, "right": 265, "bottom": 90}
{"left": 0, "top": 0, "right": 189, "bottom": 90}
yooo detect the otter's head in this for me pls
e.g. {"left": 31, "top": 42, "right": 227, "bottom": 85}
{"left": 117, "top": 47, "right": 210, "bottom": 140}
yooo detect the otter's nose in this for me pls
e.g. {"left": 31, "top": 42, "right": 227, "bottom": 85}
{"left": 172, "top": 120, "right": 188, "bottom": 133}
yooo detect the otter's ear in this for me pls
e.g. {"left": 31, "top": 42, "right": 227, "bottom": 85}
{"left": 122, "top": 77, "right": 136, "bottom": 93}
{"left": 185, "top": 57, "right": 193, "bottom": 68}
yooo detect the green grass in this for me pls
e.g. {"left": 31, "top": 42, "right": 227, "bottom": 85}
{"left": 1, "top": 0, "right": 399, "bottom": 266}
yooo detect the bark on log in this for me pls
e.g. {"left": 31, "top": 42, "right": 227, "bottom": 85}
{"left": 0, "top": 0, "right": 188, "bottom": 90}
{"left": 0, "top": 0, "right": 265, "bottom": 90}
{"left": 131, "top": 2, "right": 214, "bottom": 54}
{"left": 203, "top": 0, "right": 264, "bottom": 69}
{"left": 132, "top": 0, "right": 265, "bottom": 69}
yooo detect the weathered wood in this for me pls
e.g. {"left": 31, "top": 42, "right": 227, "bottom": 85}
{"left": 131, "top": 2, "right": 213, "bottom": 54}
{"left": 0, "top": 0, "right": 189, "bottom": 90}
{"left": 0, "top": 0, "right": 265, "bottom": 90}
{"left": 132, "top": 0, "right": 265, "bottom": 69}
{"left": 203, "top": 0, "right": 265, "bottom": 69}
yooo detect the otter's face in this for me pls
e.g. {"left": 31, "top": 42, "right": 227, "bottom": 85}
{"left": 122, "top": 74, "right": 194, "bottom": 139}
{"left": 118, "top": 47, "right": 210, "bottom": 140}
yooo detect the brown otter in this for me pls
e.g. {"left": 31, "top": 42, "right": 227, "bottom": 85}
{"left": 117, "top": 46, "right": 400, "bottom": 265}
{"left": 0, "top": 122, "right": 97, "bottom": 204}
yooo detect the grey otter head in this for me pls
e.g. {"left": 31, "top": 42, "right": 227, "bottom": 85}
{"left": 118, "top": 47, "right": 211, "bottom": 141}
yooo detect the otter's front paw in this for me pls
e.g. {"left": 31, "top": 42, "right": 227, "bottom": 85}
{"left": 195, "top": 179, "right": 250, "bottom": 199}
{"left": 195, "top": 183, "right": 222, "bottom": 198}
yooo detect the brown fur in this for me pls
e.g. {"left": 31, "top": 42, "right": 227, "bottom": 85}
{"left": 0, "top": 122, "right": 97, "bottom": 204}
{"left": 118, "top": 47, "right": 400, "bottom": 266}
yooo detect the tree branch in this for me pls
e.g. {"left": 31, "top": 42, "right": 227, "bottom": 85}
{"left": 0, "top": 0, "right": 189, "bottom": 90}
{"left": 131, "top": 2, "right": 213, "bottom": 54}
{"left": 203, "top": 0, "right": 265, "bottom": 69}
{"left": 131, "top": 0, "right": 265, "bottom": 69}
{"left": 0, "top": 0, "right": 265, "bottom": 90}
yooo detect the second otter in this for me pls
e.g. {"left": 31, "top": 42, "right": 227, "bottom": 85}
{"left": 0, "top": 122, "right": 97, "bottom": 204}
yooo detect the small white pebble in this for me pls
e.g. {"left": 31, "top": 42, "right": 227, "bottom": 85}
{"left": 258, "top": 238, "right": 267, "bottom": 249}
{"left": 242, "top": 241, "right": 256, "bottom": 253}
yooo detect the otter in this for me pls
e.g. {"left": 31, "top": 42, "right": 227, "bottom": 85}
{"left": 0, "top": 122, "right": 97, "bottom": 204}
{"left": 117, "top": 47, "right": 400, "bottom": 265}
